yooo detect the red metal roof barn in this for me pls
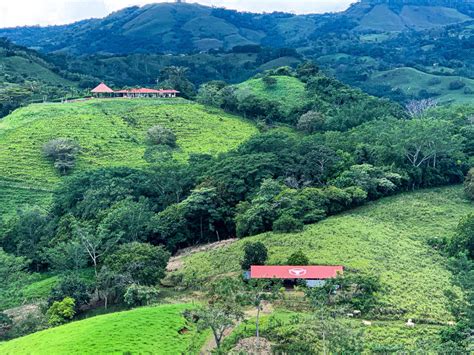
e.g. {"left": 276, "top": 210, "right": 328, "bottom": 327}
{"left": 250, "top": 265, "right": 343, "bottom": 280}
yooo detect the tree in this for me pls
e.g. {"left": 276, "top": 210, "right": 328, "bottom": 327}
{"left": 243, "top": 279, "right": 281, "bottom": 349}
{"left": 104, "top": 242, "right": 170, "bottom": 286}
{"left": 98, "top": 198, "right": 154, "bottom": 244}
{"left": 262, "top": 75, "right": 277, "bottom": 89}
{"left": 449, "top": 214, "right": 474, "bottom": 259}
{"left": 190, "top": 302, "right": 243, "bottom": 350}
{"left": 43, "top": 138, "right": 80, "bottom": 175}
{"left": 465, "top": 168, "right": 474, "bottom": 200}
{"left": 287, "top": 250, "right": 310, "bottom": 265}
{"left": 49, "top": 274, "right": 91, "bottom": 310}
{"left": 159, "top": 66, "right": 195, "bottom": 98}
{"left": 405, "top": 99, "right": 437, "bottom": 118}
{"left": 97, "top": 266, "right": 130, "bottom": 309}
{"left": 197, "top": 81, "right": 227, "bottom": 107}
{"left": 46, "top": 297, "right": 75, "bottom": 326}
{"left": 297, "top": 111, "right": 326, "bottom": 133}
{"left": 146, "top": 125, "right": 177, "bottom": 147}
{"left": 273, "top": 214, "right": 304, "bottom": 233}
{"left": 1, "top": 206, "right": 50, "bottom": 271}
{"left": 44, "top": 240, "right": 88, "bottom": 272}
{"left": 123, "top": 284, "right": 160, "bottom": 307}
{"left": 73, "top": 221, "right": 120, "bottom": 284}
{"left": 241, "top": 242, "right": 268, "bottom": 270}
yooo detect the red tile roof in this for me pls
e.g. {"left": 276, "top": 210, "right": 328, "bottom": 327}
{"left": 250, "top": 265, "right": 343, "bottom": 279}
{"left": 91, "top": 82, "right": 114, "bottom": 93}
{"left": 115, "top": 88, "right": 180, "bottom": 94}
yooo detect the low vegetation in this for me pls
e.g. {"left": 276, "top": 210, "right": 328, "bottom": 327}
{"left": 0, "top": 304, "right": 207, "bottom": 354}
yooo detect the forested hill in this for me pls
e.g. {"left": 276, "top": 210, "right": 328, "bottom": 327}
{"left": 0, "top": 38, "right": 96, "bottom": 118}
{"left": 0, "top": 1, "right": 472, "bottom": 55}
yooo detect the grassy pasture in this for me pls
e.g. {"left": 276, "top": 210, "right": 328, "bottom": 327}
{"left": 175, "top": 186, "right": 472, "bottom": 322}
{"left": 371, "top": 67, "right": 474, "bottom": 103}
{"left": 0, "top": 99, "right": 257, "bottom": 189}
{"left": 0, "top": 303, "right": 206, "bottom": 354}
{"left": 235, "top": 75, "right": 308, "bottom": 115}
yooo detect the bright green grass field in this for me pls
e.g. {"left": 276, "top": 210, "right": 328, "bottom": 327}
{"left": 176, "top": 186, "right": 472, "bottom": 322}
{"left": 235, "top": 75, "right": 308, "bottom": 114}
{"left": 371, "top": 67, "right": 474, "bottom": 103}
{"left": 0, "top": 304, "right": 206, "bottom": 355}
{"left": 0, "top": 99, "right": 257, "bottom": 189}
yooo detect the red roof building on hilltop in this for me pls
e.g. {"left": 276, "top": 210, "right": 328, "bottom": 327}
{"left": 91, "top": 82, "right": 114, "bottom": 94}
{"left": 91, "top": 83, "right": 179, "bottom": 98}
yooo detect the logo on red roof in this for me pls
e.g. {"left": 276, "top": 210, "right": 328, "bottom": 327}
{"left": 289, "top": 268, "right": 307, "bottom": 277}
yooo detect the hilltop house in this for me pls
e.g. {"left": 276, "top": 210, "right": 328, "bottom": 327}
{"left": 91, "top": 83, "right": 179, "bottom": 98}
{"left": 249, "top": 265, "right": 343, "bottom": 288}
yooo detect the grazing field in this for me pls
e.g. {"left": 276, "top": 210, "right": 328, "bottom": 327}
{"left": 0, "top": 99, "right": 257, "bottom": 189}
{"left": 371, "top": 67, "right": 474, "bottom": 103}
{"left": 0, "top": 304, "right": 206, "bottom": 354}
{"left": 235, "top": 75, "right": 308, "bottom": 114}
{"left": 175, "top": 185, "right": 471, "bottom": 323}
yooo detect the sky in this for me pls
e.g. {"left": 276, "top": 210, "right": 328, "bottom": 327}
{"left": 0, "top": 0, "right": 357, "bottom": 28}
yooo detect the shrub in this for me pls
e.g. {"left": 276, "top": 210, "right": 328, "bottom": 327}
{"left": 297, "top": 111, "right": 325, "bottom": 133}
{"left": 464, "top": 169, "right": 474, "bottom": 200}
{"left": 124, "top": 284, "right": 160, "bottom": 307}
{"left": 241, "top": 242, "right": 268, "bottom": 270}
{"left": 287, "top": 250, "right": 310, "bottom": 265}
{"left": 272, "top": 214, "right": 304, "bottom": 234}
{"left": 146, "top": 125, "right": 177, "bottom": 147}
{"left": 42, "top": 138, "right": 80, "bottom": 175}
{"left": 46, "top": 297, "right": 76, "bottom": 326}
{"left": 449, "top": 80, "right": 466, "bottom": 91}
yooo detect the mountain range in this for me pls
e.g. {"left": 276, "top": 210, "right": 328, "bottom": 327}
{"left": 1, "top": 0, "right": 473, "bottom": 55}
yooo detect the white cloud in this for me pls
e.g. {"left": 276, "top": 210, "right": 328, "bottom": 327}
{"left": 0, "top": 0, "right": 357, "bottom": 28}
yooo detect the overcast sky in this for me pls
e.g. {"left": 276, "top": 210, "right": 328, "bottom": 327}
{"left": 0, "top": 0, "right": 357, "bottom": 28}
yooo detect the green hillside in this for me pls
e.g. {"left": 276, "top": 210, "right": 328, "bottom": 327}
{"left": 0, "top": 99, "right": 257, "bottom": 189}
{"left": 235, "top": 75, "right": 308, "bottom": 114}
{"left": 371, "top": 67, "right": 474, "bottom": 103}
{"left": 175, "top": 186, "right": 470, "bottom": 325}
{"left": 0, "top": 304, "right": 206, "bottom": 354}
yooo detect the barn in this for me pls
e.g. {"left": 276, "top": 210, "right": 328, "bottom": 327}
{"left": 250, "top": 265, "right": 343, "bottom": 288}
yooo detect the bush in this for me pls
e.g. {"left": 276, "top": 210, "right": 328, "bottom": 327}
{"left": 105, "top": 242, "right": 170, "bottom": 286}
{"left": 287, "top": 250, "right": 310, "bottom": 265}
{"left": 241, "top": 242, "right": 268, "bottom": 270}
{"left": 297, "top": 111, "right": 325, "bottom": 133}
{"left": 272, "top": 214, "right": 304, "bottom": 234}
{"left": 124, "top": 284, "right": 160, "bottom": 307}
{"left": 449, "top": 80, "right": 466, "bottom": 91}
{"left": 146, "top": 125, "right": 177, "bottom": 147}
{"left": 42, "top": 138, "right": 80, "bottom": 175}
{"left": 46, "top": 297, "right": 76, "bottom": 326}
{"left": 464, "top": 168, "right": 474, "bottom": 200}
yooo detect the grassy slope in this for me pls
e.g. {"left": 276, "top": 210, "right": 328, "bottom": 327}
{"left": 0, "top": 304, "right": 207, "bottom": 354}
{"left": 0, "top": 99, "right": 257, "bottom": 189}
{"left": 235, "top": 76, "right": 308, "bottom": 114}
{"left": 371, "top": 67, "right": 474, "bottom": 103}
{"left": 177, "top": 186, "right": 471, "bottom": 323}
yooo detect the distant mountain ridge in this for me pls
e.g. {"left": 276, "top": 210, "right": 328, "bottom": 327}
{"left": 0, "top": 1, "right": 473, "bottom": 55}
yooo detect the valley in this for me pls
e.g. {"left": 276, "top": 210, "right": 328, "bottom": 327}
{"left": 0, "top": 0, "right": 473, "bottom": 353}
